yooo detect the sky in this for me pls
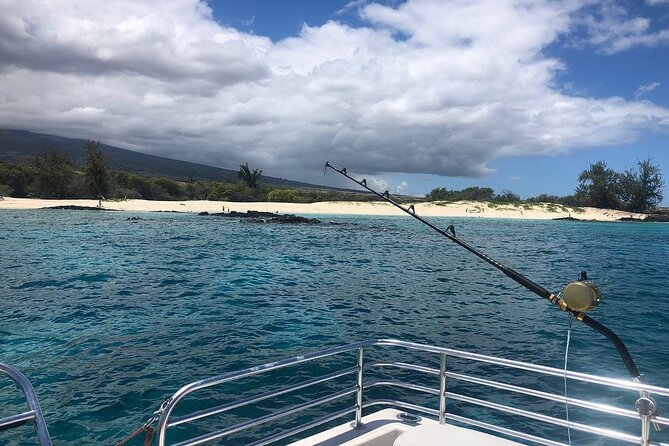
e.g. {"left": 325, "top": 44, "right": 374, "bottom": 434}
{"left": 0, "top": 0, "right": 668, "bottom": 200}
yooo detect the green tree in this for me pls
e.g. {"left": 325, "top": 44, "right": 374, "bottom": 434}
{"left": 32, "top": 147, "right": 73, "bottom": 198}
{"left": 0, "top": 161, "right": 34, "bottom": 197}
{"left": 84, "top": 140, "right": 111, "bottom": 198}
{"left": 187, "top": 180, "right": 211, "bottom": 200}
{"left": 494, "top": 189, "right": 521, "bottom": 202}
{"left": 457, "top": 187, "right": 495, "bottom": 201}
{"left": 151, "top": 177, "right": 186, "bottom": 199}
{"left": 267, "top": 188, "right": 302, "bottom": 202}
{"left": 425, "top": 187, "right": 457, "bottom": 201}
{"left": 575, "top": 161, "right": 620, "bottom": 209}
{"left": 619, "top": 158, "right": 664, "bottom": 213}
{"left": 426, "top": 186, "right": 495, "bottom": 202}
{"left": 528, "top": 194, "right": 560, "bottom": 203}
{"left": 238, "top": 162, "right": 262, "bottom": 188}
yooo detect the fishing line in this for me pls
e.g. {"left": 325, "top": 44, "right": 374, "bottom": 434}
{"left": 564, "top": 313, "right": 574, "bottom": 446}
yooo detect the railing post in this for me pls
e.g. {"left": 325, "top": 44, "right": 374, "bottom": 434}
{"left": 635, "top": 395, "right": 655, "bottom": 446}
{"left": 439, "top": 353, "right": 447, "bottom": 425}
{"left": 1, "top": 364, "right": 53, "bottom": 446}
{"left": 354, "top": 347, "right": 365, "bottom": 429}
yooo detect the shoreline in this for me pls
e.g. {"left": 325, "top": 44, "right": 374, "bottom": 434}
{"left": 0, "top": 197, "right": 648, "bottom": 222}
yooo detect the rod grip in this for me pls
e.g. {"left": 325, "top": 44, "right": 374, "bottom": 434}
{"left": 579, "top": 314, "right": 640, "bottom": 378}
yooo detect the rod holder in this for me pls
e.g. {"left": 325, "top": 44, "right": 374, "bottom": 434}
{"left": 354, "top": 347, "right": 365, "bottom": 429}
{"left": 439, "top": 353, "right": 447, "bottom": 425}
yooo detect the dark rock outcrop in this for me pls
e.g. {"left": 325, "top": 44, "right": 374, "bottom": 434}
{"left": 202, "top": 209, "right": 320, "bottom": 224}
{"left": 248, "top": 214, "right": 321, "bottom": 224}
{"left": 42, "top": 205, "right": 115, "bottom": 211}
{"left": 552, "top": 216, "right": 599, "bottom": 222}
{"left": 644, "top": 212, "right": 669, "bottom": 222}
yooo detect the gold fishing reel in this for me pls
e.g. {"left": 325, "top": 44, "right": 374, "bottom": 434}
{"left": 561, "top": 271, "right": 601, "bottom": 312}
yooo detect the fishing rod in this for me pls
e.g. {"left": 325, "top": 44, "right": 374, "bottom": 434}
{"left": 325, "top": 162, "right": 646, "bottom": 379}
{"left": 327, "top": 161, "right": 666, "bottom": 430}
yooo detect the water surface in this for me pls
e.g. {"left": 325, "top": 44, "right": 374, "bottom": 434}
{"left": 1, "top": 210, "right": 668, "bottom": 445}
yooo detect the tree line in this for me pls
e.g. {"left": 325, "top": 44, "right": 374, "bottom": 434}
{"left": 0, "top": 142, "right": 375, "bottom": 203}
{"left": 1, "top": 141, "right": 113, "bottom": 199}
{"left": 1, "top": 142, "right": 663, "bottom": 212}
{"left": 425, "top": 159, "right": 664, "bottom": 213}
{"left": 426, "top": 186, "right": 521, "bottom": 203}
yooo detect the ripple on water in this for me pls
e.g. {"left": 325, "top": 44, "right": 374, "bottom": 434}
{"left": 0, "top": 211, "right": 668, "bottom": 445}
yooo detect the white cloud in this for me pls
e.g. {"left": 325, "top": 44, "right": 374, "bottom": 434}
{"left": 635, "top": 82, "right": 661, "bottom": 99}
{"left": 647, "top": 0, "right": 669, "bottom": 5}
{"left": 337, "top": 0, "right": 372, "bottom": 16}
{"left": 509, "top": 176, "right": 522, "bottom": 181}
{"left": 355, "top": 175, "right": 407, "bottom": 195}
{"left": 395, "top": 181, "right": 409, "bottom": 194}
{"left": 364, "top": 176, "right": 389, "bottom": 192}
{"left": 0, "top": 0, "right": 668, "bottom": 184}
{"left": 578, "top": 2, "right": 669, "bottom": 54}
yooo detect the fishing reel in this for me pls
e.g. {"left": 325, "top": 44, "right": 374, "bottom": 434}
{"left": 561, "top": 271, "right": 601, "bottom": 312}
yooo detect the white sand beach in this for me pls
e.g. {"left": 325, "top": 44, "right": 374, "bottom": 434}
{"left": 0, "top": 197, "right": 647, "bottom": 221}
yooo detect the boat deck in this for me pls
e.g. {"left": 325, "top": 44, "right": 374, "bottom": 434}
{"left": 289, "top": 408, "right": 522, "bottom": 446}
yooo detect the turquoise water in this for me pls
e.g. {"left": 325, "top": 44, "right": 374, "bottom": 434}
{"left": 1, "top": 210, "right": 668, "bottom": 445}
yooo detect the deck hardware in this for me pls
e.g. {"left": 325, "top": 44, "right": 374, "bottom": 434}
{"left": 396, "top": 412, "right": 422, "bottom": 423}
{"left": 636, "top": 395, "right": 657, "bottom": 446}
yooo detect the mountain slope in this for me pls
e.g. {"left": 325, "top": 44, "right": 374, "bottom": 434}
{"left": 0, "top": 129, "right": 339, "bottom": 190}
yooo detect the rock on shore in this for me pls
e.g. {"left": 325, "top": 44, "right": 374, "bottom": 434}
{"left": 202, "top": 210, "right": 321, "bottom": 224}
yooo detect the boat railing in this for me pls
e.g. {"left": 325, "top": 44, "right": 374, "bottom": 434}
{"left": 0, "top": 363, "right": 53, "bottom": 446}
{"left": 156, "top": 339, "right": 669, "bottom": 446}
{"left": 3, "top": 340, "right": 669, "bottom": 446}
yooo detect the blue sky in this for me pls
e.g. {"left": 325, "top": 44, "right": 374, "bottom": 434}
{"left": 0, "top": 0, "right": 668, "bottom": 201}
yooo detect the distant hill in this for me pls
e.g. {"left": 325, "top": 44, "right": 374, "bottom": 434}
{"left": 0, "top": 128, "right": 348, "bottom": 191}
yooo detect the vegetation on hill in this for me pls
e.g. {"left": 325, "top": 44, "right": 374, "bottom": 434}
{"left": 0, "top": 128, "right": 352, "bottom": 191}
{"left": 0, "top": 143, "right": 376, "bottom": 202}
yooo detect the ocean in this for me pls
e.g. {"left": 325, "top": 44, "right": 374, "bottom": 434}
{"left": 1, "top": 210, "right": 668, "bottom": 445}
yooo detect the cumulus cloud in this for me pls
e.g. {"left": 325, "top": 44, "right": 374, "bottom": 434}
{"left": 0, "top": 0, "right": 668, "bottom": 184}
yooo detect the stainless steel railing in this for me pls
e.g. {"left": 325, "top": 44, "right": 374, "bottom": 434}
{"left": 0, "top": 363, "right": 53, "bottom": 446}
{"left": 156, "top": 339, "right": 669, "bottom": 446}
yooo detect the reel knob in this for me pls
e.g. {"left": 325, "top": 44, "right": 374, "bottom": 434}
{"left": 562, "top": 281, "right": 601, "bottom": 312}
